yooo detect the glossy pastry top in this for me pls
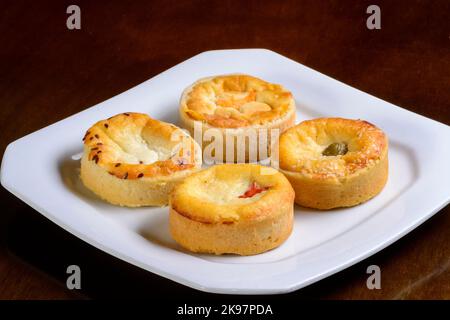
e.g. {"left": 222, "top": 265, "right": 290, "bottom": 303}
{"left": 170, "top": 164, "right": 294, "bottom": 223}
{"left": 180, "top": 74, "right": 295, "bottom": 128}
{"left": 279, "top": 118, "right": 388, "bottom": 179}
{"left": 82, "top": 112, "right": 201, "bottom": 179}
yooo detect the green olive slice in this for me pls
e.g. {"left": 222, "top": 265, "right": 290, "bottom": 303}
{"left": 322, "top": 142, "right": 348, "bottom": 156}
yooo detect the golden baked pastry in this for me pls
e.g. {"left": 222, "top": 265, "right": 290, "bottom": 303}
{"left": 80, "top": 112, "right": 202, "bottom": 207}
{"left": 179, "top": 74, "right": 296, "bottom": 162}
{"left": 169, "top": 164, "right": 295, "bottom": 255}
{"left": 279, "top": 118, "right": 388, "bottom": 209}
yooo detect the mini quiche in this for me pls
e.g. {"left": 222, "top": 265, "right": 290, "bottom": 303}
{"left": 179, "top": 74, "right": 296, "bottom": 163}
{"left": 80, "top": 112, "right": 202, "bottom": 207}
{"left": 169, "top": 164, "right": 295, "bottom": 255}
{"left": 279, "top": 118, "right": 388, "bottom": 210}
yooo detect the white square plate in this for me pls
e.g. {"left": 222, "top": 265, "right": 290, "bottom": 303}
{"left": 2, "top": 49, "right": 450, "bottom": 294}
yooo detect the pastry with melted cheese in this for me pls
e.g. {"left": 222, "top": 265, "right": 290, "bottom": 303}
{"left": 279, "top": 118, "right": 388, "bottom": 209}
{"left": 80, "top": 112, "right": 202, "bottom": 207}
{"left": 179, "top": 74, "right": 296, "bottom": 162}
{"left": 169, "top": 164, "right": 295, "bottom": 255}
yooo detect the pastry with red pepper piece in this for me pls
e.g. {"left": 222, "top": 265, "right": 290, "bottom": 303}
{"left": 169, "top": 164, "right": 295, "bottom": 255}
{"left": 80, "top": 112, "right": 202, "bottom": 207}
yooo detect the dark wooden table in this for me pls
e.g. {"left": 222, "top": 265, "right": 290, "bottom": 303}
{"left": 1, "top": 0, "right": 449, "bottom": 299}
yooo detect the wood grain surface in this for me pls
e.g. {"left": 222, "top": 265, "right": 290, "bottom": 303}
{"left": 0, "top": 0, "right": 449, "bottom": 299}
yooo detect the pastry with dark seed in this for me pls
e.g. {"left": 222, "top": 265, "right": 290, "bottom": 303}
{"left": 80, "top": 112, "right": 202, "bottom": 207}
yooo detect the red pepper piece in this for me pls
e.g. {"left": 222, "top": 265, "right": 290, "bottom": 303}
{"left": 239, "top": 182, "right": 267, "bottom": 198}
